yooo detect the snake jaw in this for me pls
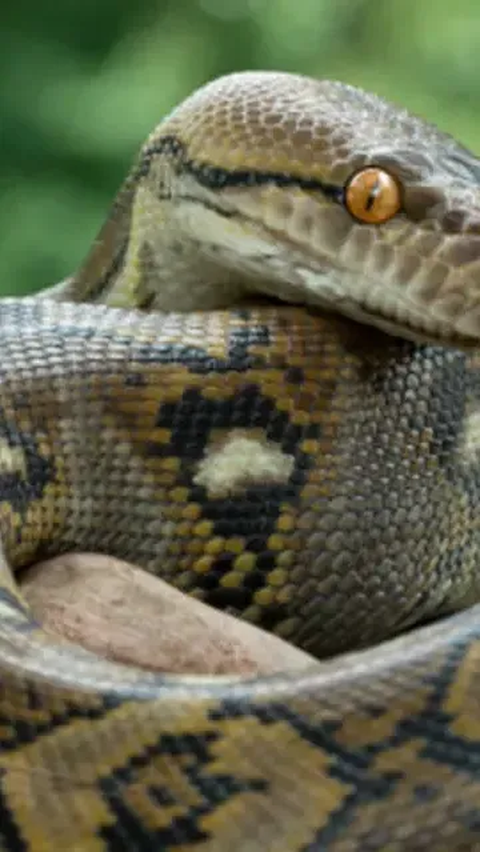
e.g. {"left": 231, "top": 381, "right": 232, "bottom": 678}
{"left": 168, "top": 181, "right": 480, "bottom": 349}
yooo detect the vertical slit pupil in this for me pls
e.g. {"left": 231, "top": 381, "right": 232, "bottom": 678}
{"left": 365, "top": 177, "right": 381, "bottom": 212}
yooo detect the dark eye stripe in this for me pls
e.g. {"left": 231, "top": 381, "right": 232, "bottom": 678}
{"left": 139, "top": 135, "right": 345, "bottom": 201}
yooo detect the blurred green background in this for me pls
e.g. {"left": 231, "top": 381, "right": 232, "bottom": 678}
{"left": 1, "top": 0, "right": 479, "bottom": 296}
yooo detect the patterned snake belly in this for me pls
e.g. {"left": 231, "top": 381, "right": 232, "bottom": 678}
{"left": 3, "top": 71, "right": 480, "bottom": 850}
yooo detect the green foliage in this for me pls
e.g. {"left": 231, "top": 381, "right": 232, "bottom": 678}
{"left": 1, "top": 0, "right": 479, "bottom": 295}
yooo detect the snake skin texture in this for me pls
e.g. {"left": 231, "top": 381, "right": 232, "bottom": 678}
{"left": 3, "top": 71, "right": 480, "bottom": 849}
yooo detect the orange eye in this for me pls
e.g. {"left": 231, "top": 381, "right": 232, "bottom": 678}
{"left": 344, "top": 167, "right": 402, "bottom": 224}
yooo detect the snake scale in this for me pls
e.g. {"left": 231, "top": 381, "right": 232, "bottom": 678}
{"left": 2, "top": 70, "right": 480, "bottom": 850}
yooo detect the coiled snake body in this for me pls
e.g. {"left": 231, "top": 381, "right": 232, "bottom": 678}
{"left": 3, "top": 71, "right": 480, "bottom": 849}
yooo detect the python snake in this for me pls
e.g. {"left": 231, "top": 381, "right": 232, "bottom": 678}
{"left": 2, "top": 70, "right": 480, "bottom": 849}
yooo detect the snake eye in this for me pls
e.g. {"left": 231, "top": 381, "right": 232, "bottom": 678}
{"left": 344, "top": 166, "right": 402, "bottom": 224}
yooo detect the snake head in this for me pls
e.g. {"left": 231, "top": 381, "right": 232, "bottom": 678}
{"left": 71, "top": 71, "right": 480, "bottom": 349}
